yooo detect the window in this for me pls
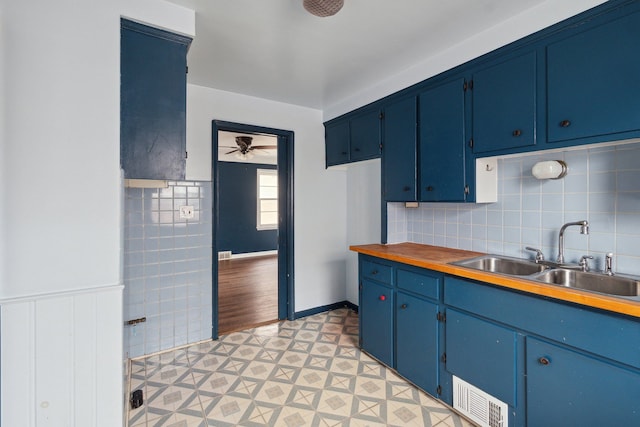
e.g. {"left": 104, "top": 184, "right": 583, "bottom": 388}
{"left": 257, "top": 168, "right": 278, "bottom": 230}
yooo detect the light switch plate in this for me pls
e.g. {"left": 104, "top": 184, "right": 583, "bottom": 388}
{"left": 179, "top": 205, "right": 194, "bottom": 219}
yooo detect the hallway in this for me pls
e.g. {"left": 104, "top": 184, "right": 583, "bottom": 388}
{"left": 218, "top": 254, "right": 279, "bottom": 335}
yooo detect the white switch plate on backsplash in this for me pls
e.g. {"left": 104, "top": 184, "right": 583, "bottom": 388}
{"left": 179, "top": 205, "right": 194, "bottom": 219}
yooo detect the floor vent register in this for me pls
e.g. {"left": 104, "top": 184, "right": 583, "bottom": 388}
{"left": 452, "top": 376, "right": 508, "bottom": 427}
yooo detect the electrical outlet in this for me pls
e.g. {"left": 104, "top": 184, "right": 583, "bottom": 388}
{"left": 179, "top": 205, "right": 194, "bottom": 219}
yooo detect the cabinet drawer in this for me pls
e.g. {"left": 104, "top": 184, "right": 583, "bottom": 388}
{"left": 362, "top": 260, "right": 393, "bottom": 285}
{"left": 397, "top": 268, "right": 441, "bottom": 300}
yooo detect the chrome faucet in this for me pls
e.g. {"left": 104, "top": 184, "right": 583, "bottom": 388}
{"left": 557, "top": 220, "right": 589, "bottom": 264}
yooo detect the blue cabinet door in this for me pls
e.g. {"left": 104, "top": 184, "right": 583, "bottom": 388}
{"left": 383, "top": 96, "right": 417, "bottom": 201}
{"left": 527, "top": 337, "right": 640, "bottom": 426}
{"left": 360, "top": 279, "right": 394, "bottom": 366}
{"left": 396, "top": 291, "right": 439, "bottom": 395}
{"left": 325, "top": 120, "right": 350, "bottom": 167}
{"left": 445, "top": 308, "right": 518, "bottom": 407}
{"left": 120, "top": 20, "right": 190, "bottom": 180}
{"left": 419, "top": 78, "right": 467, "bottom": 202}
{"left": 350, "top": 109, "right": 381, "bottom": 161}
{"left": 472, "top": 51, "right": 537, "bottom": 154}
{"left": 547, "top": 9, "right": 640, "bottom": 144}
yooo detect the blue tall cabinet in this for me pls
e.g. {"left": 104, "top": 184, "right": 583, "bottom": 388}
{"left": 120, "top": 19, "right": 191, "bottom": 180}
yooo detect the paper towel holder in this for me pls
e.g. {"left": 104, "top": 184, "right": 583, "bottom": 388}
{"left": 532, "top": 160, "right": 567, "bottom": 180}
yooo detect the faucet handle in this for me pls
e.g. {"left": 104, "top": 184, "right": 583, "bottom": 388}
{"left": 579, "top": 255, "right": 594, "bottom": 272}
{"left": 525, "top": 247, "right": 545, "bottom": 263}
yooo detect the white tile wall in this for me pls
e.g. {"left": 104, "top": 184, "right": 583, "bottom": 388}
{"left": 123, "top": 181, "right": 213, "bottom": 358}
{"left": 398, "top": 141, "right": 640, "bottom": 276}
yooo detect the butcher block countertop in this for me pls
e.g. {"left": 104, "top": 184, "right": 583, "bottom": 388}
{"left": 350, "top": 242, "right": 640, "bottom": 318}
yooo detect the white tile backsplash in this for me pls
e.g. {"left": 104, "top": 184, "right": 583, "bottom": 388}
{"left": 123, "top": 181, "right": 212, "bottom": 359}
{"left": 398, "top": 142, "right": 640, "bottom": 276}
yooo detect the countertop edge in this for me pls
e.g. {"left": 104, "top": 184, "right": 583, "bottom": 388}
{"left": 350, "top": 243, "right": 640, "bottom": 318}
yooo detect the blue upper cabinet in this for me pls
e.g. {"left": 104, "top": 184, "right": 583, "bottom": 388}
{"left": 419, "top": 78, "right": 468, "bottom": 202}
{"left": 121, "top": 19, "right": 191, "bottom": 180}
{"left": 350, "top": 109, "right": 382, "bottom": 161}
{"left": 547, "top": 8, "right": 640, "bottom": 145}
{"left": 325, "top": 120, "right": 350, "bottom": 167}
{"left": 383, "top": 96, "right": 417, "bottom": 202}
{"left": 325, "top": 107, "right": 381, "bottom": 167}
{"left": 472, "top": 51, "right": 538, "bottom": 154}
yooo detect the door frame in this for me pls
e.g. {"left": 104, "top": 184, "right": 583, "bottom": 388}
{"left": 211, "top": 120, "right": 295, "bottom": 339}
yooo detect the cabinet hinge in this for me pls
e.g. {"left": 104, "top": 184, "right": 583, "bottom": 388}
{"left": 464, "top": 185, "right": 469, "bottom": 195}
{"left": 441, "top": 353, "right": 447, "bottom": 363}
{"left": 379, "top": 143, "right": 383, "bottom": 151}
{"left": 186, "top": 65, "right": 189, "bottom": 74}
{"left": 468, "top": 138, "right": 474, "bottom": 148}
{"left": 436, "top": 385, "right": 442, "bottom": 395}
{"left": 379, "top": 112, "right": 384, "bottom": 120}
{"left": 359, "top": 281, "right": 363, "bottom": 290}
{"left": 437, "top": 312, "right": 446, "bottom": 322}
{"left": 468, "top": 79, "right": 473, "bottom": 90}
{"left": 463, "top": 80, "right": 467, "bottom": 92}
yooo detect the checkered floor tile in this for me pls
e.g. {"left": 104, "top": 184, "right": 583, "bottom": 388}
{"left": 126, "top": 308, "right": 477, "bottom": 426}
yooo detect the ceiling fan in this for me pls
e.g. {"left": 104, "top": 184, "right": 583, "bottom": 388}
{"left": 223, "top": 136, "right": 277, "bottom": 158}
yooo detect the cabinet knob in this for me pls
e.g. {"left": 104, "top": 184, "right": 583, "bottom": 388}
{"left": 371, "top": 270, "right": 378, "bottom": 275}
{"left": 559, "top": 120, "right": 571, "bottom": 128}
{"left": 538, "top": 356, "right": 551, "bottom": 366}
{"left": 379, "top": 295, "right": 386, "bottom": 301}
{"left": 403, "top": 186, "right": 411, "bottom": 192}
{"left": 400, "top": 303, "right": 408, "bottom": 309}
{"left": 426, "top": 186, "right": 434, "bottom": 191}
{"left": 354, "top": 148, "right": 361, "bottom": 152}
{"left": 512, "top": 129, "right": 522, "bottom": 137}
{"left": 341, "top": 151, "right": 347, "bottom": 155}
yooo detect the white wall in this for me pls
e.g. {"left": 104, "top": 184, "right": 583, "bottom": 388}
{"left": 346, "top": 160, "right": 381, "bottom": 304}
{"left": 186, "top": 84, "right": 348, "bottom": 311}
{"left": 324, "top": 0, "right": 607, "bottom": 120}
{"left": 0, "top": 0, "right": 195, "bottom": 425}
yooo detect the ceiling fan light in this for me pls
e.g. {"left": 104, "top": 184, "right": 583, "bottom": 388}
{"left": 303, "top": 0, "right": 344, "bottom": 17}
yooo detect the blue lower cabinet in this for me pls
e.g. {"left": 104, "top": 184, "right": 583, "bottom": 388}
{"left": 396, "top": 291, "right": 439, "bottom": 395}
{"left": 445, "top": 308, "right": 518, "bottom": 408}
{"left": 360, "top": 279, "right": 394, "bottom": 366}
{"left": 526, "top": 337, "right": 640, "bottom": 427}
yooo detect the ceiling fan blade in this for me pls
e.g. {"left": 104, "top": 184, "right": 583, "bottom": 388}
{"left": 251, "top": 145, "right": 278, "bottom": 150}
{"left": 225, "top": 149, "right": 239, "bottom": 154}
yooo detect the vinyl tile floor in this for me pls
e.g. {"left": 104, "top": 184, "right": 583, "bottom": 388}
{"left": 126, "top": 308, "right": 477, "bottom": 427}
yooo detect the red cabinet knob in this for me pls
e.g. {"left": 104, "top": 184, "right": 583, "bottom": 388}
{"left": 379, "top": 295, "right": 386, "bottom": 301}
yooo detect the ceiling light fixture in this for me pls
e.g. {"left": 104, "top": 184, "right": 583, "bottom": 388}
{"left": 303, "top": 0, "right": 344, "bottom": 17}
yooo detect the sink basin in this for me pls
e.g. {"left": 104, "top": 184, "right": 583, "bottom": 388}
{"left": 533, "top": 269, "right": 640, "bottom": 297}
{"left": 452, "top": 255, "right": 547, "bottom": 276}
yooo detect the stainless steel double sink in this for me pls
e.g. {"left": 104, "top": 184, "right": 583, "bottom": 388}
{"left": 451, "top": 255, "right": 640, "bottom": 299}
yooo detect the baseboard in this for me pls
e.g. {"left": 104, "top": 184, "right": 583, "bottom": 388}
{"left": 294, "top": 300, "right": 358, "bottom": 319}
{"left": 218, "top": 250, "right": 278, "bottom": 260}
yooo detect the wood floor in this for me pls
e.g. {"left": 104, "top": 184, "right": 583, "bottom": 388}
{"left": 218, "top": 254, "right": 279, "bottom": 335}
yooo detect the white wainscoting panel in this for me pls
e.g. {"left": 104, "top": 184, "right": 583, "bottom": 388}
{"left": 1, "top": 284, "right": 124, "bottom": 427}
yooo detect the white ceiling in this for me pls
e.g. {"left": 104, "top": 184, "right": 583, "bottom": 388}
{"left": 166, "top": 0, "right": 554, "bottom": 110}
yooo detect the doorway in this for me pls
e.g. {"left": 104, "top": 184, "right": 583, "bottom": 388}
{"left": 211, "top": 121, "right": 294, "bottom": 339}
